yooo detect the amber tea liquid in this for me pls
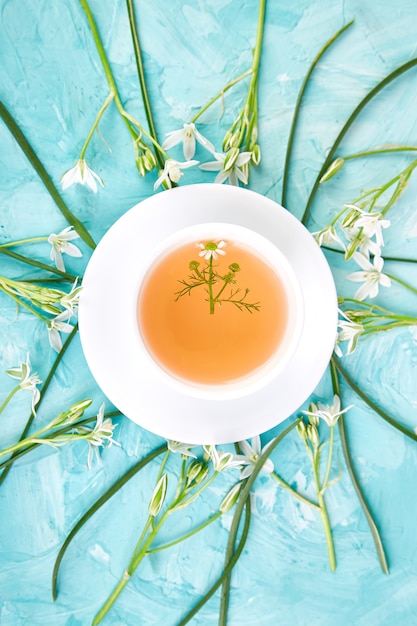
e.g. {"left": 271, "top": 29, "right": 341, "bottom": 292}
{"left": 137, "top": 240, "right": 289, "bottom": 385}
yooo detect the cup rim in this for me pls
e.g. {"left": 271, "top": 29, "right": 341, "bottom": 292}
{"left": 133, "top": 222, "right": 304, "bottom": 401}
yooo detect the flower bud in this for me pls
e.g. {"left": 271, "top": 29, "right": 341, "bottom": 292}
{"left": 228, "top": 263, "right": 240, "bottom": 273}
{"left": 145, "top": 149, "right": 158, "bottom": 170}
{"left": 186, "top": 460, "right": 209, "bottom": 486}
{"left": 148, "top": 473, "right": 168, "bottom": 516}
{"left": 136, "top": 156, "right": 146, "bottom": 177}
{"left": 251, "top": 144, "right": 261, "bottom": 165}
{"left": 306, "top": 424, "right": 319, "bottom": 448}
{"left": 189, "top": 260, "right": 200, "bottom": 271}
{"left": 222, "top": 131, "right": 234, "bottom": 152}
{"left": 223, "top": 147, "right": 240, "bottom": 172}
{"left": 220, "top": 482, "right": 243, "bottom": 513}
{"left": 297, "top": 421, "right": 307, "bottom": 441}
{"left": 319, "top": 158, "right": 345, "bottom": 183}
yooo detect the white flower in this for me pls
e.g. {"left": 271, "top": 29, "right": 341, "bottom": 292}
{"left": 342, "top": 205, "right": 390, "bottom": 259}
{"left": 77, "top": 403, "right": 119, "bottom": 469}
{"left": 200, "top": 149, "right": 252, "bottom": 185}
{"left": 303, "top": 395, "right": 352, "bottom": 427}
{"left": 344, "top": 228, "right": 383, "bottom": 259}
{"left": 347, "top": 252, "right": 392, "bottom": 301}
{"left": 337, "top": 318, "right": 364, "bottom": 355}
{"left": 46, "top": 310, "right": 74, "bottom": 352}
{"left": 234, "top": 435, "right": 274, "bottom": 479}
{"left": 48, "top": 226, "right": 82, "bottom": 272}
{"left": 162, "top": 122, "right": 215, "bottom": 160}
{"left": 60, "top": 280, "right": 82, "bottom": 316}
{"left": 203, "top": 445, "right": 242, "bottom": 472}
{"left": 153, "top": 158, "right": 199, "bottom": 190}
{"left": 312, "top": 225, "right": 345, "bottom": 248}
{"left": 7, "top": 354, "right": 42, "bottom": 415}
{"left": 196, "top": 240, "right": 227, "bottom": 261}
{"left": 167, "top": 440, "right": 198, "bottom": 458}
{"left": 351, "top": 209, "right": 390, "bottom": 244}
{"left": 61, "top": 159, "right": 104, "bottom": 193}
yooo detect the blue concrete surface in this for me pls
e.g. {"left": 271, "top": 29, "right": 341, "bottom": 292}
{"left": 1, "top": 0, "right": 417, "bottom": 624}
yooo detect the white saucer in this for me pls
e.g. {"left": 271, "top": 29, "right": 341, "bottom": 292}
{"left": 78, "top": 184, "right": 338, "bottom": 444}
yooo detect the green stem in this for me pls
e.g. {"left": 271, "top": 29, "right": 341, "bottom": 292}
{"left": 0, "top": 236, "right": 48, "bottom": 248}
{"left": 125, "top": 0, "right": 164, "bottom": 169}
{"left": 0, "top": 414, "right": 98, "bottom": 458}
{"left": 312, "top": 449, "right": 336, "bottom": 571}
{"left": 0, "top": 101, "right": 96, "bottom": 249}
{"left": 386, "top": 273, "right": 417, "bottom": 296}
{"left": 333, "top": 357, "right": 417, "bottom": 442}
{"left": 120, "top": 109, "right": 168, "bottom": 156}
{"left": 270, "top": 471, "right": 320, "bottom": 510}
{"left": 0, "top": 324, "right": 79, "bottom": 487}
{"left": 208, "top": 257, "right": 215, "bottom": 314}
{"left": 79, "top": 92, "right": 114, "bottom": 159}
{"left": 191, "top": 70, "right": 252, "bottom": 123}
{"left": 147, "top": 511, "right": 223, "bottom": 554}
{"left": 0, "top": 285, "right": 49, "bottom": 322}
{"left": 281, "top": 21, "right": 354, "bottom": 208}
{"left": 317, "top": 490, "right": 336, "bottom": 571}
{"left": 0, "top": 414, "right": 119, "bottom": 471}
{"left": 322, "top": 245, "right": 417, "bottom": 265}
{"left": 322, "top": 425, "right": 335, "bottom": 491}
{"left": 180, "top": 499, "right": 251, "bottom": 626}
{"left": 0, "top": 247, "right": 77, "bottom": 281}
{"left": 0, "top": 385, "right": 20, "bottom": 415}
{"left": 343, "top": 145, "right": 417, "bottom": 160}
{"left": 52, "top": 443, "right": 167, "bottom": 600}
{"left": 248, "top": 0, "right": 266, "bottom": 93}
{"left": 330, "top": 359, "right": 389, "bottom": 573}
{"left": 181, "top": 419, "right": 300, "bottom": 626}
{"left": 78, "top": 0, "right": 136, "bottom": 142}
{"left": 301, "top": 56, "right": 417, "bottom": 224}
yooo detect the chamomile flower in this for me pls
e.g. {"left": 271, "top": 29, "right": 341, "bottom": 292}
{"left": 61, "top": 159, "right": 104, "bottom": 193}
{"left": 196, "top": 240, "right": 227, "bottom": 261}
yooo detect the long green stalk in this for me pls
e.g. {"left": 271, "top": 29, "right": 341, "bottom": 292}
{"left": 52, "top": 443, "right": 167, "bottom": 600}
{"left": 330, "top": 359, "right": 389, "bottom": 573}
{"left": 301, "top": 56, "right": 417, "bottom": 224}
{"left": 333, "top": 357, "right": 417, "bottom": 442}
{"left": 0, "top": 247, "right": 77, "bottom": 281}
{"left": 125, "top": 0, "right": 164, "bottom": 168}
{"left": 0, "top": 324, "right": 79, "bottom": 487}
{"left": 0, "top": 102, "right": 96, "bottom": 249}
{"left": 281, "top": 21, "right": 354, "bottom": 208}
{"left": 179, "top": 419, "right": 300, "bottom": 626}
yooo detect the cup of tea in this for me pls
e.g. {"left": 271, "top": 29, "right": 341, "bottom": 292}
{"left": 135, "top": 222, "right": 304, "bottom": 400}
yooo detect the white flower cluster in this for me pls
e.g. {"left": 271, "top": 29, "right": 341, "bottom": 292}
{"left": 314, "top": 204, "right": 391, "bottom": 302}
{"left": 168, "top": 434, "right": 274, "bottom": 481}
{"left": 60, "top": 122, "right": 258, "bottom": 193}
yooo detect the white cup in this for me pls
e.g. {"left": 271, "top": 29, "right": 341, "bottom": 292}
{"left": 134, "top": 222, "right": 304, "bottom": 401}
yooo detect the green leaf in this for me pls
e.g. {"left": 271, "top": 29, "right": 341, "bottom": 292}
{"left": 0, "top": 101, "right": 96, "bottom": 250}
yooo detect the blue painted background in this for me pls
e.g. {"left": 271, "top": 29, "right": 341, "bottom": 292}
{"left": 1, "top": 0, "right": 417, "bottom": 624}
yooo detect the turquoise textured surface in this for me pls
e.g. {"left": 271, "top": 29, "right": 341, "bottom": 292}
{"left": 1, "top": 1, "right": 417, "bottom": 625}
